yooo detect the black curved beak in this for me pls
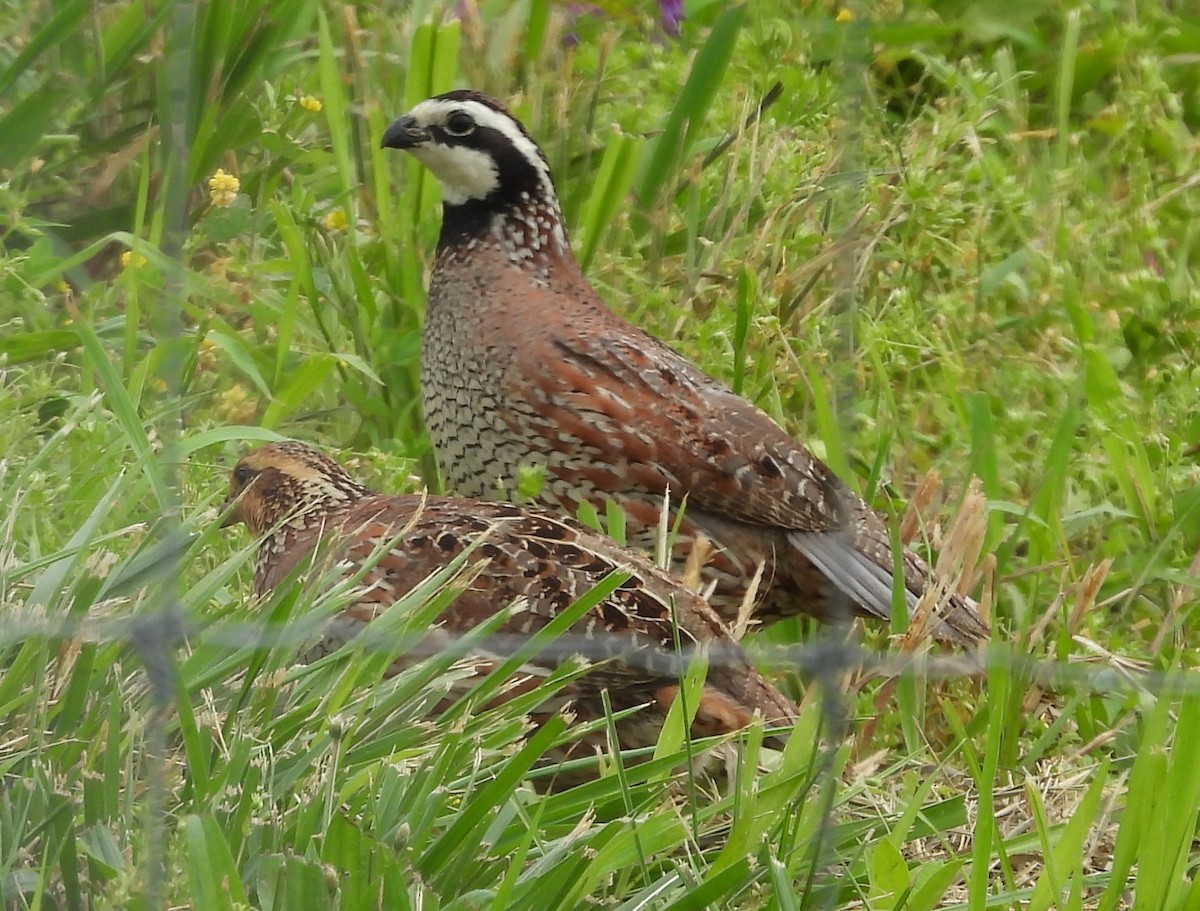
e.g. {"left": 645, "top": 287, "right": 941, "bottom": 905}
{"left": 382, "top": 115, "right": 431, "bottom": 150}
{"left": 219, "top": 494, "right": 239, "bottom": 529}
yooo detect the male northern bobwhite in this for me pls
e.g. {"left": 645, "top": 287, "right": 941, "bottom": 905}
{"left": 223, "top": 441, "right": 797, "bottom": 781}
{"left": 381, "top": 90, "right": 988, "bottom": 645}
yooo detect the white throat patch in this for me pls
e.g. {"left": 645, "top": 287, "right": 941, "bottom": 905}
{"left": 408, "top": 143, "right": 499, "bottom": 206}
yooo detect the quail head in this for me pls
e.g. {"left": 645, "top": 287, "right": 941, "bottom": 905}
{"left": 223, "top": 441, "right": 798, "bottom": 783}
{"left": 381, "top": 90, "right": 988, "bottom": 646}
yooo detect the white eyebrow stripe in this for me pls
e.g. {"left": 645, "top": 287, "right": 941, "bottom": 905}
{"left": 407, "top": 98, "right": 558, "bottom": 206}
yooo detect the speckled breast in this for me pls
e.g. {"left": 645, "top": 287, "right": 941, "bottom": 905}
{"left": 419, "top": 245, "right": 790, "bottom": 624}
{"left": 423, "top": 302, "right": 518, "bottom": 499}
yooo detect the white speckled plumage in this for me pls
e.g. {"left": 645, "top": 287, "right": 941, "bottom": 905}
{"left": 382, "top": 90, "right": 989, "bottom": 646}
{"left": 223, "top": 441, "right": 798, "bottom": 785}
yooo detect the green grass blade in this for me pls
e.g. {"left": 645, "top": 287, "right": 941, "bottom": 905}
{"left": 634, "top": 4, "right": 747, "bottom": 210}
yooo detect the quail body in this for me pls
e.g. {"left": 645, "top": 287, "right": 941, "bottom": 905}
{"left": 224, "top": 442, "right": 798, "bottom": 781}
{"left": 382, "top": 90, "right": 988, "bottom": 645}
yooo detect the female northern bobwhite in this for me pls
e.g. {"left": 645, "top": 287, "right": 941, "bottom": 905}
{"left": 380, "top": 90, "right": 989, "bottom": 645}
{"left": 223, "top": 441, "right": 797, "bottom": 784}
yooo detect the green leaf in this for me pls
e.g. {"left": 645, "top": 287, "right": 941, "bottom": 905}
{"left": 0, "top": 330, "right": 81, "bottom": 364}
{"left": 74, "top": 317, "right": 171, "bottom": 509}
{"left": 0, "top": 0, "right": 90, "bottom": 96}
{"left": 0, "top": 78, "right": 69, "bottom": 170}
{"left": 261, "top": 355, "right": 337, "bottom": 428}
{"left": 184, "top": 814, "right": 249, "bottom": 910}
{"left": 1026, "top": 759, "right": 1108, "bottom": 911}
{"left": 868, "top": 838, "right": 909, "bottom": 903}
{"left": 576, "top": 129, "right": 640, "bottom": 271}
{"left": 907, "top": 860, "right": 964, "bottom": 911}
{"left": 635, "top": 4, "right": 747, "bottom": 210}
{"left": 178, "top": 424, "right": 289, "bottom": 456}
{"left": 79, "top": 824, "right": 123, "bottom": 878}
{"left": 421, "top": 714, "right": 569, "bottom": 882}
{"left": 205, "top": 328, "right": 272, "bottom": 397}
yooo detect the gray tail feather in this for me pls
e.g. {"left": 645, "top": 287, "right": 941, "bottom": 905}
{"left": 788, "top": 530, "right": 916, "bottom": 623}
{"left": 788, "top": 531, "right": 988, "bottom": 646}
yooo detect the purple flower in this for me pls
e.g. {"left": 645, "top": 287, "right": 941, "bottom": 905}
{"left": 562, "top": 2, "right": 603, "bottom": 47}
{"left": 560, "top": 1, "right": 684, "bottom": 46}
{"left": 659, "top": 0, "right": 684, "bottom": 36}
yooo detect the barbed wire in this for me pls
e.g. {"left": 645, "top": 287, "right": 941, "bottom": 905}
{"left": 6, "top": 9, "right": 1199, "bottom": 911}
{"left": 0, "top": 603, "right": 1180, "bottom": 697}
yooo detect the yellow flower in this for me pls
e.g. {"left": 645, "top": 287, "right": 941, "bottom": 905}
{"left": 208, "top": 168, "right": 241, "bottom": 208}
{"left": 120, "top": 250, "right": 147, "bottom": 269}
{"left": 298, "top": 95, "right": 323, "bottom": 113}
{"left": 216, "top": 384, "right": 257, "bottom": 424}
{"left": 835, "top": 8, "right": 853, "bottom": 22}
{"left": 321, "top": 208, "right": 349, "bottom": 232}
{"left": 197, "top": 337, "right": 219, "bottom": 373}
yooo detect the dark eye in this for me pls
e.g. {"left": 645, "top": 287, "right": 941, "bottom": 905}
{"left": 233, "top": 465, "right": 257, "bottom": 486}
{"left": 444, "top": 111, "right": 475, "bottom": 137}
